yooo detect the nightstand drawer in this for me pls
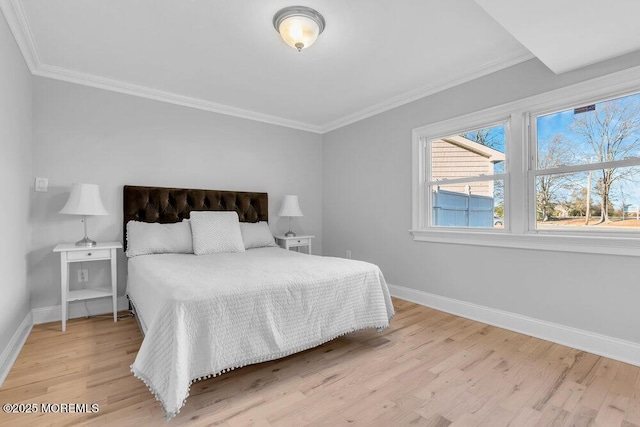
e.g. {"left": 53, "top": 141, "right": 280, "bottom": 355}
{"left": 288, "top": 238, "right": 310, "bottom": 247}
{"left": 274, "top": 235, "right": 314, "bottom": 253}
{"left": 67, "top": 248, "right": 111, "bottom": 261}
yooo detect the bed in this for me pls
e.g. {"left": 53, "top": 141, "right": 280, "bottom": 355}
{"left": 123, "top": 185, "right": 395, "bottom": 419}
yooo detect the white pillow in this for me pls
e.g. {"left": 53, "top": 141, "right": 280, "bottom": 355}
{"left": 190, "top": 211, "right": 246, "bottom": 255}
{"left": 239, "top": 221, "right": 277, "bottom": 249}
{"left": 126, "top": 220, "right": 193, "bottom": 257}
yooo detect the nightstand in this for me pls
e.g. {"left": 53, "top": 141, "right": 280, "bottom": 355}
{"left": 275, "top": 235, "right": 315, "bottom": 254}
{"left": 53, "top": 241, "right": 122, "bottom": 332}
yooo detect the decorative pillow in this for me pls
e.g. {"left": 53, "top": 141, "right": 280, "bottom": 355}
{"left": 126, "top": 220, "right": 193, "bottom": 257}
{"left": 239, "top": 221, "right": 277, "bottom": 249}
{"left": 189, "top": 211, "right": 246, "bottom": 255}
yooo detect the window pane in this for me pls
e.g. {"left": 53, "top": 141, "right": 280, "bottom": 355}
{"left": 430, "top": 180, "right": 504, "bottom": 228}
{"left": 535, "top": 166, "right": 640, "bottom": 230}
{"left": 537, "top": 92, "right": 640, "bottom": 169}
{"left": 430, "top": 124, "right": 506, "bottom": 181}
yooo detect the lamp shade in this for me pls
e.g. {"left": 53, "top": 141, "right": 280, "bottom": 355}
{"left": 278, "top": 195, "right": 303, "bottom": 217}
{"left": 59, "top": 183, "right": 108, "bottom": 216}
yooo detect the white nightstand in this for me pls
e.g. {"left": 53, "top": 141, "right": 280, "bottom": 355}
{"left": 53, "top": 241, "right": 122, "bottom": 332}
{"left": 275, "top": 235, "right": 315, "bottom": 254}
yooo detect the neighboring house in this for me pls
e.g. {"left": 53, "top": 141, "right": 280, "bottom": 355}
{"left": 553, "top": 203, "right": 570, "bottom": 217}
{"left": 431, "top": 135, "right": 505, "bottom": 197}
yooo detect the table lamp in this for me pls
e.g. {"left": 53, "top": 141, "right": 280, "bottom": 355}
{"left": 278, "top": 195, "right": 303, "bottom": 237}
{"left": 59, "top": 183, "right": 108, "bottom": 247}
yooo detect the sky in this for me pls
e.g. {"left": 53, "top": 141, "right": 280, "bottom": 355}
{"left": 536, "top": 92, "right": 640, "bottom": 207}
{"left": 460, "top": 92, "right": 640, "bottom": 208}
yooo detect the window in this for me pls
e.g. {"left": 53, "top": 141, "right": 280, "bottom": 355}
{"left": 427, "top": 124, "right": 507, "bottom": 229}
{"left": 412, "top": 66, "right": 640, "bottom": 256}
{"left": 532, "top": 92, "right": 640, "bottom": 233}
{"left": 413, "top": 117, "right": 509, "bottom": 232}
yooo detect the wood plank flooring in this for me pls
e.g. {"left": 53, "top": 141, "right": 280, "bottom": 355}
{"left": 1, "top": 298, "right": 639, "bottom": 426}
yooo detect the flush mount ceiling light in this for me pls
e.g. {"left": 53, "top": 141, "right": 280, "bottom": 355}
{"left": 273, "top": 6, "right": 326, "bottom": 52}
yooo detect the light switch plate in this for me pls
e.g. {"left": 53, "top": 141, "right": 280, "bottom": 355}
{"left": 34, "top": 177, "right": 48, "bottom": 192}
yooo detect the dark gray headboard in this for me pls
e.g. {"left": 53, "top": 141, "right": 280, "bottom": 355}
{"left": 123, "top": 185, "right": 268, "bottom": 250}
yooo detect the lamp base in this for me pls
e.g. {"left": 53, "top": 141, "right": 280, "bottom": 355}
{"left": 284, "top": 231, "right": 296, "bottom": 237}
{"left": 75, "top": 237, "right": 97, "bottom": 247}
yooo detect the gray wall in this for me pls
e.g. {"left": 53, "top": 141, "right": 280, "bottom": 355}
{"left": 323, "top": 55, "right": 640, "bottom": 344}
{"left": 30, "top": 78, "right": 323, "bottom": 309}
{"left": 0, "top": 14, "right": 32, "bottom": 351}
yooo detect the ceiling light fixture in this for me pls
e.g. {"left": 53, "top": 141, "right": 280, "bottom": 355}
{"left": 273, "top": 6, "right": 325, "bottom": 52}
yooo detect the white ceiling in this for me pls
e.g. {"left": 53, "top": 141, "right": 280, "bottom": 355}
{"left": 1, "top": 1, "right": 639, "bottom": 133}
{"left": 474, "top": 0, "right": 640, "bottom": 74}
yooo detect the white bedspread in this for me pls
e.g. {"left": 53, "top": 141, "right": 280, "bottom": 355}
{"left": 127, "top": 247, "right": 394, "bottom": 418}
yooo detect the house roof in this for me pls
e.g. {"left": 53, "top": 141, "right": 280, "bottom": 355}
{"left": 441, "top": 136, "right": 506, "bottom": 163}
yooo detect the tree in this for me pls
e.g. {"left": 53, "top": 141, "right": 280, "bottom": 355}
{"left": 536, "top": 135, "right": 574, "bottom": 221}
{"left": 462, "top": 128, "right": 502, "bottom": 150}
{"left": 568, "top": 186, "right": 599, "bottom": 217}
{"left": 570, "top": 99, "right": 640, "bottom": 223}
{"left": 568, "top": 187, "right": 587, "bottom": 216}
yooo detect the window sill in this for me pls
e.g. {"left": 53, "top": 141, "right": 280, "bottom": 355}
{"left": 409, "top": 229, "right": 640, "bottom": 257}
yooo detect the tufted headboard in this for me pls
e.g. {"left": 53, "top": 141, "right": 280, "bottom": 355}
{"left": 123, "top": 185, "right": 268, "bottom": 250}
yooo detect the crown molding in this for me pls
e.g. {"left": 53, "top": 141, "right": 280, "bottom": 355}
{"left": 33, "top": 63, "right": 324, "bottom": 133}
{"left": 319, "top": 50, "right": 535, "bottom": 133}
{"left": 0, "top": 0, "right": 39, "bottom": 71}
{"left": 1, "top": 0, "right": 534, "bottom": 135}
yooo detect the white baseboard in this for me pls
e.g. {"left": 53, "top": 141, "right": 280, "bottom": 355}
{"left": 32, "top": 296, "right": 130, "bottom": 325}
{"left": 0, "top": 311, "right": 33, "bottom": 387}
{"left": 388, "top": 283, "right": 640, "bottom": 367}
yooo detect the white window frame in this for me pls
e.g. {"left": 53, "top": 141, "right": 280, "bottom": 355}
{"left": 411, "top": 64, "right": 640, "bottom": 257}
{"left": 528, "top": 95, "right": 640, "bottom": 238}
{"left": 415, "top": 117, "right": 510, "bottom": 232}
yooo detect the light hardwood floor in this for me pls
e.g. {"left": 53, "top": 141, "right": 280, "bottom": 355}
{"left": 1, "top": 298, "right": 639, "bottom": 426}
